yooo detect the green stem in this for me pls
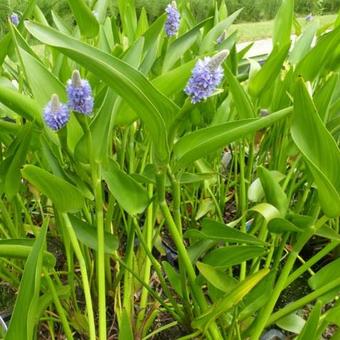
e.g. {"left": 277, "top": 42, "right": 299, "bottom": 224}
{"left": 95, "top": 165, "right": 106, "bottom": 340}
{"left": 286, "top": 240, "right": 339, "bottom": 287}
{"left": 44, "top": 268, "right": 74, "bottom": 340}
{"left": 84, "top": 117, "right": 106, "bottom": 340}
{"left": 239, "top": 142, "right": 247, "bottom": 280}
{"left": 137, "top": 184, "right": 155, "bottom": 328}
{"left": 113, "top": 253, "right": 181, "bottom": 321}
{"left": 0, "top": 199, "right": 17, "bottom": 238}
{"left": 132, "top": 218, "right": 184, "bottom": 320}
{"left": 62, "top": 213, "right": 96, "bottom": 340}
{"left": 251, "top": 215, "right": 329, "bottom": 339}
{"left": 168, "top": 167, "right": 193, "bottom": 323}
{"left": 156, "top": 170, "right": 222, "bottom": 340}
{"left": 268, "top": 276, "right": 340, "bottom": 325}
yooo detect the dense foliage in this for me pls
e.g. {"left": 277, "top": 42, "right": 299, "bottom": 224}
{"left": 0, "top": 0, "right": 340, "bottom": 339}
{"left": 2, "top": 0, "right": 340, "bottom": 30}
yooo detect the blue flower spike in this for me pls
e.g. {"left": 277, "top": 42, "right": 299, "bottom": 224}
{"left": 10, "top": 13, "right": 19, "bottom": 26}
{"left": 185, "top": 50, "right": 229, "bottom": 104}
{"left": 44, "top": 94, "right": 70, "bottom": 131}
{"left": 165, "top": 1, "right": 180, "bottom": 37}
{"left": 67, "top": 70, "right": 94, "bottom": 115}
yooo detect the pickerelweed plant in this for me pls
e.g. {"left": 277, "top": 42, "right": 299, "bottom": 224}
{"left": 0, "top": 0, "right": 339, "bottom": 339}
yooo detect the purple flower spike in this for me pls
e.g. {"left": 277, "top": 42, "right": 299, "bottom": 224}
{"left": 184, "top": 50, "right": 228, "bottom": 104}
{"left": 67, "top": 70, "right": 94, "bottom": 115}
{"left": 165, "top": 1, "right": 180, "bottom": 37}
{"left": 10, "top": 13, "right": 19, "bottom": 26}
{"left": 44, "top": 94, "right": 70, "bottom": 131}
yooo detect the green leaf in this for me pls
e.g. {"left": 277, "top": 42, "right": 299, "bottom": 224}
{"left": 250, "top": 203, "right": 281, "bottom": 222}
{"left": 66, "top": 0, "right": 99, "bottom": 38}
{"left": 117, "top": 0, "right": 137, "bottom": 42}
{"left": 163, "top": 17, "right": 211, "bottom": 72}
{"left": 118, "top": 309, "right": 134, "bottom": 340}
{"left": 0, "top": 85, "right": 42, "bottom": 123}
{"left": 75, "top": 88, "right": 117, "bottom": 162}
{"left": 192, "top": 269, "right": 269, "bottom": 331}
{"left": 104, "top": 37, "right": 146, "bottom": 127}
{"left": 309, "top": 258, "right": 340, "bottom": 290}
{"left": 25, "top": 21, "right": 178, "bottom": 163}
{"left": 203, "top": 245, "right": 266, "bottom": 269}
{"left": 267, "top": 217, "right": 303, "bottom": 233}
{"left": 276, "top": 312, "right": 305, "bottom": 334}
{"left": 248, "top": 44, "right": 290, "bottom": 98}
{"left": 295, "top": 25, "right": 340, "bottom": 81}
{"left": 21, "top": 165, "right": 85, "bottom": 213}
{"left": 5, "top": 220, "right": 48, "bottom": 340}
{"left": 102, "top": 160, "right": 149, "bottom": 215}
{"left": 173, "top": 107, "right": 291, "bottom": 169}
{"left": 239, "top": 271, "right": 275, "bottom": 321}
{"left": 2, "top": 124, "right": 32, "bottom": 198}
{"left": 143, "top": 14, "right": 166, "bottom": 52}
{"left": 200, "top": 9, "right": 242, "bottom": 54}
{"left": 297, "top": 301, "right": 322, "bottom": 340}
{"left": 272, "top": 0, "right": 294, "bottom": 48}
{"left": 163, "top": 261, "right": 182, "bottom": 297}
{"left": 291, "top": 78, "right": 340, "bottom": 217}
{"left": 248, "top": 171, "right": 285, "bottom": 202}
{"left": 69, "top": 215, "right": 118, "bottom": 253}
{"left": 224, "top": 65, "right": 255, "bottom": 119}
{"left": 196, "top": 262, "right": 237, "bottom": 293}
{"left": 93, "top": 0, "right": 109, "bottom": 24}
{"left": 258, "top": 166, "right": 288, "bottom": 216}
{"left": 0, "top": 239, "right": 55, "bottom": 267}
{"left": 154, "top": 59, "right": 196, "bottom": 97}
{"left": 51, "top": 10, "right": 71, "bottom": 34}
{"left": 314, "top": 72, "right": 339, "bottom": 122}
{"left": 16, "top": 46, "right": 66, "bottom": 106}
{"left": 315, "top": 225, "right": 340, "bottom": 241}
{"left": 289, "top": 20, "right": 319, "bottom": 65}
{"left": 185, "top": 219, "right": 264, "bottom": 245}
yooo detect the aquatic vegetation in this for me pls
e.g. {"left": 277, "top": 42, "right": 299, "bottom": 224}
{"left": 0, "top": 0, "right": 339, "bottom": 339}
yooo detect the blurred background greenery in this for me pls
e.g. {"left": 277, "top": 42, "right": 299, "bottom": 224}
{"left": 1, "top": 0, "right": 340, "bottom": 37}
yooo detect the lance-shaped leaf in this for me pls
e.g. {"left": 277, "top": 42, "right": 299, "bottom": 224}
{"left": 192, "top": 269, "right": 269, "bottom": 332}
{"left": 22, "top": 165, "right": 85, "bottom": 213}
{"left": 102, "top": 160, "right": 149, "bottom": 216}
{"left": 199, "top": 9, "right": 242, "bottom": 54}
{"left": 185, "top": 219, "right": 264, "bottom": 245}
{"left": 0, "top": 86, "right": 42, "bottom": 123}
{"left": 66, "top": 0, "right": 99, "bottom": 38}
{"left": 248, "top": 44, "right": 290, "bottom": 98}
{"left": 272, "top": 0, "right": 294, "bottom": 48}
{"left": 291, "top": 78, "right": 340, "bottom": 217}
{"left": 5, "top": 219, "right": 48, "bottom": 340}
{"left": 224, "top": 65, "right": 255, "bottom": 119}
{"left": 295, "top": 25, "right": 340, "bottom": 81}
{"left": 173, "top": 107, "right": 291, "bottom": 169}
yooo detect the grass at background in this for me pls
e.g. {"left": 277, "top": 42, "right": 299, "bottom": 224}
{"left": 230, "top": 13, "right": 337, "bottom": 41}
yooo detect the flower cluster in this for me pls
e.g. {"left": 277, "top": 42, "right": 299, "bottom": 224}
{"left": 165, "top": 1, "right": 180, "bottom": 37}
{"left": 44, "top": 94, "right": 70, "bottom": 131}
{"left": 10, "top": 13, "right": 19, "bottom": 26}
{"left": 67, "top": 70, "right": 94, "bottom": 115}
{"left": 184, "top": 50, "right": 228, "bottom": 104}
{"left": 43, "top": 70, "right": 94, "bottom": 131}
